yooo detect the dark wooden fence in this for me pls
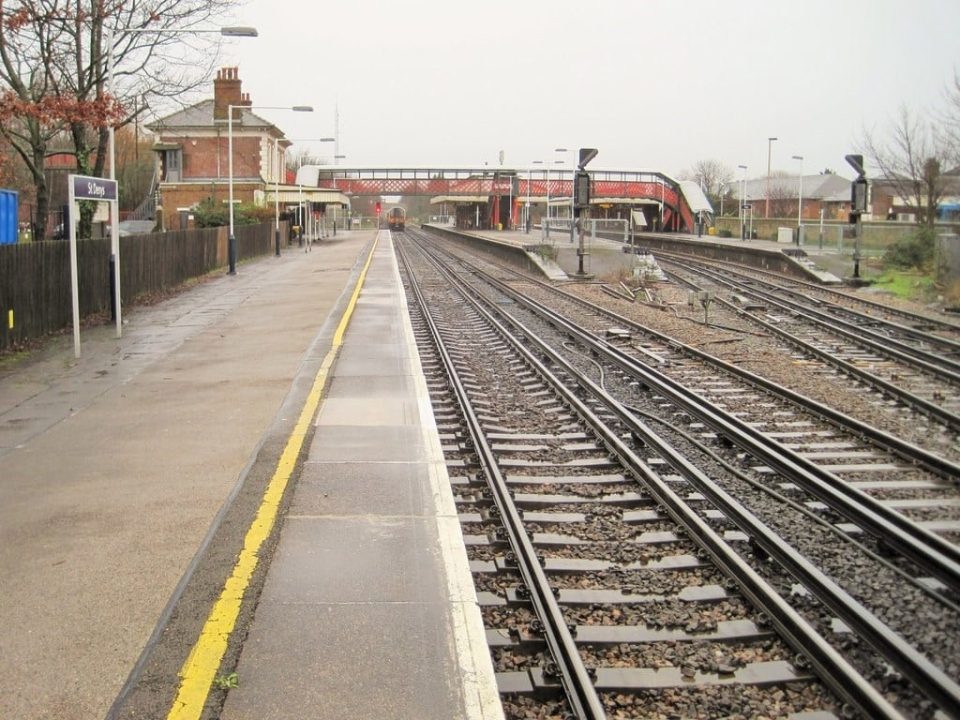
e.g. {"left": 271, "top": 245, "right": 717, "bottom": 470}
{"left": 0, "top": 222, "right": 284, "bottom": 351}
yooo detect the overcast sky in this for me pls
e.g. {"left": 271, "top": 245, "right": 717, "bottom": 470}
{"left": 212, "top": 0, "right": 959, "bottom": 181}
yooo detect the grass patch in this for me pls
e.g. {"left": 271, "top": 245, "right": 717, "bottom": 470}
{"left": 531, "top": 244, "right": 558, "bottom": 262}
{"left": 213, "top": 672, "right": 239, "bottom": 690}
{"left": 871, "top": 270, "right": 939, "bottom": 303}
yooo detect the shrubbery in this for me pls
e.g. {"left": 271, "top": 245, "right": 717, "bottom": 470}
{"left": 882, "top": 226, "right": 935, "bottom": 270}
{"left": 532, "top": 243, "right": 558, "bottom": 262}
{"left": 192, "top": 197, "right": 272, "bottom": 229}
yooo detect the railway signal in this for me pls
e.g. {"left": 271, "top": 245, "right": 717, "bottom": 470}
{"left": 573, "top": 148, "right": 599, "bottom": 277}
{"left": 845, "top": 154, "right": 868, "bottom": 279}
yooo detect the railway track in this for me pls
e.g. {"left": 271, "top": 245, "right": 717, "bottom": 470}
{"left": 653, "top": 253, "right": 960, "bottom": 433}
{"left": 395, "top": 230, "right": 960, "bottom": 720}
{"left": 657, "top": 249, "right": 960, "bottom": 341}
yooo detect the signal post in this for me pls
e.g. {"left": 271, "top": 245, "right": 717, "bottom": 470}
{"left": 845, "top": 154, "right": 869, "bottom": 281}
{"left": 574, "top": 148, "right": 598, "bottom": 278}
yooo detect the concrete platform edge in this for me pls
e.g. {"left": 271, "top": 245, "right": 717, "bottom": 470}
{"left": 391, "top": 243, "right": 505, "bottom": 720}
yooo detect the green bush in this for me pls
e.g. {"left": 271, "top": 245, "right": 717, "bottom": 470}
{"left": 532, "top": 243, "right": 558, "bottom": 262}
{"left": 192, "top": 197, "right": 269, "bottom": 229}
{"left": 882, "top": 226, "right": 935, "bottom": 270}
{"left": 718, "top": 229, "right": 733, "bottom": 238}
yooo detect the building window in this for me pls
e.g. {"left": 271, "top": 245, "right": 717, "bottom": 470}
{"left": 165, "top": 149, "right": 182, "bottom": 182}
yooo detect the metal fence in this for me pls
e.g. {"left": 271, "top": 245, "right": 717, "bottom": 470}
{"left": 0, "top": 222, "right": 280, "bottom": 351}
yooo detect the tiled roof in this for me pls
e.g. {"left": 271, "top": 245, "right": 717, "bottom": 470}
{"left": 146, "top": 100, "right": 279, "bottom": 132}
{"left": 734, "top": 174, "right": 851, "bottom": 201}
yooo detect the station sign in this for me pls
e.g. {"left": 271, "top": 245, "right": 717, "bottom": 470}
{"left": 72, "top": 174, "right": 117, "bottom": 202}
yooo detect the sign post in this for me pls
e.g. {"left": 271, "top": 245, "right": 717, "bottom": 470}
{"left": 67, "top": 174, "right": 119, "bottom": 358}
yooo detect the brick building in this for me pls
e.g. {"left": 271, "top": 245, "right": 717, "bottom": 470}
{"left": 734, "top": 174, "right": 852, "bottom": 221}
{"left": 147, "top": 67, "right": 343, "bottom": 231}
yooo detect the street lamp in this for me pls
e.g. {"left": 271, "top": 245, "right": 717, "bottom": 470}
{"left": 532, "top": 160, "right": 548, "bottom": 236}
{"left": 792, "top": 154, "right": 804, "bottom": 245}
{"left": 766, "top": 136, "right": 778, "bottom": 218}
{"left": 228, "top": 104, "right": 313, "bottom": 274}
{"left": 106, "top": 24, "right": 257, "bottom": 331}
{"left": 524, "top": 166, "right": 532, "bottom": 234}
{"left": 556, "top": 147, "right": 573, "bottom": 241}
{"left": 738, "top": 164, "right": 748, "bottom": 240}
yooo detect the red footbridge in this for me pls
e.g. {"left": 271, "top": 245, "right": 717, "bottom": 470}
{"left": 298, "top": 166, "right": 711, "bottom": 233}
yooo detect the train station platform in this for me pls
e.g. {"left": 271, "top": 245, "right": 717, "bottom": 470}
{"left": 0, "top": 230, "right": 500, "bottom": 720}
{"left": 218, "top": 232, "right": 501, "bottom": 720}
{"left": 427, "top": 224, "right": 847, "bottom": 284}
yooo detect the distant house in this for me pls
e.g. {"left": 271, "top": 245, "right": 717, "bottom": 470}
{"left": 145, "top": 67, "right": 291, "bottom": 231}
{"left": 733, "top": 174, "right": 852, "bottom": 221}
{"left": 868, "top": 169, "right": 960, "bottom": 223}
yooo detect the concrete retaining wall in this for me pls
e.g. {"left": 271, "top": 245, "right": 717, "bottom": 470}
{"left": 623, "top": 233, "right": 829, "bottom": 283}
{"left": 421, "top": 224, "right": 552, "bottom": 278}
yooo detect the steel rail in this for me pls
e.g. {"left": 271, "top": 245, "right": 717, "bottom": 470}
{"left": 396, "top": 240, "right": 607, "bottom": 720}
{"left": 605, "top": 231, "right": 960, "bottom": 335}
{"left": 463, "top": 256, "right": 960, "bottom": 594}
{"left": 510, "top": 264, "right": 960, "bottom": 481}
{"left": 404, "top": 234, "right": 911, "bottom": 719}
{"left": 662, "top": 265, "right": 960, "bottom": 431}
{"left": 668, "top": 258, "right": 960, "bottom": 382}
{"left": 655, "top": 247, "right": 960, "bottom": 346}
{"left": 478, "top": 252, "right": 960, "bottom": 481}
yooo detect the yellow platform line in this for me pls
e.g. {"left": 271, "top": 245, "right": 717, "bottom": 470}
{"left": 166, "top": 236, "right": 380, "bottom": 720}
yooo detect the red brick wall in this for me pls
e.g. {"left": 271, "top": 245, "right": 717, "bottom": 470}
{"left": 159, "top": 133, "right": 263, "bottom": 181}
{"left": 158, "top": 181, "right": 262, "bottom": 230}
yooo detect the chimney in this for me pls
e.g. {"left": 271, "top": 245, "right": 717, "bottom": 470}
{"left": 213, "top": 67, "right": 243, "bottom": 122}
{"left": 240, "top": 92, "right": 252, "bottom": 107}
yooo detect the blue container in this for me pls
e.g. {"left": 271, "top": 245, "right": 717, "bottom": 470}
{"left": 0, "top": 189, "right": 18, "bottom": 245}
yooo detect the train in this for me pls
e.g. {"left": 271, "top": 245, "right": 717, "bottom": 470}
{"left": 386, "top": 206, "right": 406, "bottom": 232}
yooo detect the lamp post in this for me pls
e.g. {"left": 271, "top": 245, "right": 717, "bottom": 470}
{"left": 532, "top": 160, "right": 547, "bottom": 236}
{"left": 659, "top": 176, "right": 665, "bottom": 232}
{"left": 738, "top": 164, "right": 747, "bottom": 240}
{"left": 228, "top": 104, "right": 313, "bottom": 274}
{"left": 792, "top": 154, "right": 803, "bottom": 245}
{"left": 556, "top": 147, "right": 574, "bottom": 241}
{"left": 766, "top": 136, "right": 777, "bottom": 218}
{"left": 525, "top": 166, "right": 533, "bottom": 234}
{"left": 331, "top": 156, "right": 345, "bottom": 233}
{"left": 106, "top": 24, "right": 257, "bottom": 330}
{"left": 718, "top": 181, "right": 726, "bottom": 220}
{"left": 273, "top": 139, "right": 285, "bottom": 256}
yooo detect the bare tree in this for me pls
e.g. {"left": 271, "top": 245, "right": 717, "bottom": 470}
{"left": 0, "top": 0, "right": 237, "bottom": 238}
{"left": 860, "top": 105, "right": 952, "bottom": 227}
{"left": 679, "top": 158, "right": 733, "bottom": 197}
{"left": 0, "top": 2, "right": 75, "bottom": 238}
{"left": 679, "top": 158, "right": 733, "bottom": 215}
{"left": 941, "top": 71, "right": 960, "bottom": 168}
{"left": 767, "top": 173, "right": 796, "bottom": 219}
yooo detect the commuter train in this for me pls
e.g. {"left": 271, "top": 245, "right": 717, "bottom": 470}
{"left": 386, "top": 206, "right": 406, "bottom": 232}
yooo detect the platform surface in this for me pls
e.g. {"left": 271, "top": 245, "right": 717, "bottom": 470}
{"left": 220, "top": 233, "right": 502, "bottom": 720}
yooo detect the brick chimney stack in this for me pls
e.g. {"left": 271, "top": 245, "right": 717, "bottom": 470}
{"left": 240, "top": 92, "right": 252, "bottom": 107}
{"left": 213, "top": 67, "right": 243, "bottom": 122}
